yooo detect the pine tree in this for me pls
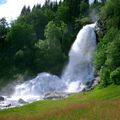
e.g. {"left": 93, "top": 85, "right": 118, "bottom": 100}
{"left": 20, "top": 6, "right": 30, "bottom": 16}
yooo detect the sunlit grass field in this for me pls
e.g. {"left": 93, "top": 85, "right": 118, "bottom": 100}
{"left": 0, "top": 85, "right": 120, "bottom": 120}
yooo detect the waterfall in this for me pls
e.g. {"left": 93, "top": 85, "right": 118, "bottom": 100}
{"left": 62, "top": 23, "right": 97, "bottom": 93}
{"left": 0, "top": 23, "right": 96, "bottom": 109}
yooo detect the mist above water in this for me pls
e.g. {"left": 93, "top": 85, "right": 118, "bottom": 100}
{"left": 89, "top": 0, "right": 102, "bottom": 5}
{"left": 0, "top": 23, "right": 97, "bottom": 109}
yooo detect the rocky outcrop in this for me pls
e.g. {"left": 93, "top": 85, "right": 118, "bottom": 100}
{"left": 95, "top": 19, "right": 106, "bottom": 42}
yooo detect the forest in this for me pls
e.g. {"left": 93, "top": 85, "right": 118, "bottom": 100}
{"left": 0, "top": 0, "right": 120, "bottom": 88}
{"left": 0, "top": 0, "right": 90, "bottom": 86}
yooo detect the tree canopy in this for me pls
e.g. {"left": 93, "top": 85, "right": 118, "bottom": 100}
{"left": 94, "top": 0, "right": 120, "bottom": 86}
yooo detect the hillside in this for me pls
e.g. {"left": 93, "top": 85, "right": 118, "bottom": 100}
{"left": 0, "top": 85, "right": 120, "bottom": 120}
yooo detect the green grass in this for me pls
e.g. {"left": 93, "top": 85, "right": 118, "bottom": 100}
{"left": 0, "top": 85, "right": 120, "bottom": 120}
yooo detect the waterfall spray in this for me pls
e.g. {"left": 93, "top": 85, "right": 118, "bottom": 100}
{"left": 0, "top": 23, "right": 97, "bottom": 109}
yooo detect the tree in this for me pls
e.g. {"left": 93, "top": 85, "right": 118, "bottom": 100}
{"left": 30, "top": 9, "right": 49, "bottom": 39}
{"left": 6, "top": 23, "right": 36, "bottom": 50}
{"left": 110, "top": 67, "right": 120, "bottom": 85}
{"left": 100, "top": 0, "right": 120, "bottom": 29}
{"left": 45, "top": 21, "right": 72, "bottom": 54}
{"left": 4, "top": 23, "right": 36, "bottom": 73}
{"left": 94, "top": 0, "right": 120, "bottom": 86}
{"left": 33, "top": 21, "right": 69, "bottom": 73}
{"left": 20, "top": 6, "right": 31, "bottom": 16}
{"left": 106, "top": 31, "right": 120, "bottom": 69}
{"left": 56, "top": 4, "right": 69, "bottom": 23}
{"left": 0, "top": 18, "right": 8, "bottom": 45}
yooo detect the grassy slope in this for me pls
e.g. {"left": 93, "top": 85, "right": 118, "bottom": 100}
{"left": 0, "top": 85, "right": 120, "bottom": 120}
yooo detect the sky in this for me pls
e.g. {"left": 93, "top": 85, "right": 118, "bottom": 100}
{"left": 0, "top": 0, "right": 60, "bottom": 22}
{"left": 0, "top": 0, "right": 102, "bottom": 22}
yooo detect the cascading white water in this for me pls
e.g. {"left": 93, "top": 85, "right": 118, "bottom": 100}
{"left": 89, "top": 0, "right": 102, "bottom": 5}
{"left": 0, "top": 23, "right": 96, "bottom": 109}
{"left": 62, "top": 23, "right": 97, "bottom": 93}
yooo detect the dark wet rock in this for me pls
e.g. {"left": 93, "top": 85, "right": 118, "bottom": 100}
{"left": 0, "top": 96, "right": 4, "bottom": 101}
{"left": 92, "top": 77, "right": 100, "bottom": 87}
{"left": 86, "top": 81, "right": 94, "bottom": 87}
{"left": 18, "top": 98, "right": 27, "bottom": 104}
{"left": 0, "top": 103, "right": 11, "bottom": 108}
{"left": 95, "top": 19, "right": 106, "bottom": 40}
{"left": 82, "top": 88, "right": 86, "bottom": 92}
{"left": 84, "top": 80, "right": 95, "bottom": 91}
{"left": 83, "top": 76, "right": 100, "bottom": 91}
{"left": 5, "top": 104, "right": 11, "bottom": 107}
{"left": 44, "top": 92, "right": 66, "bottom": 99}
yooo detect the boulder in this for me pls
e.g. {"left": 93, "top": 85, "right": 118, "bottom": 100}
{"left": 0, "top": 103, "right": 11, "bottom": 108}
{"left": 44, "top": 92, "right": 66, "bottom": 100}
{"left": 18, "top": 98, "right": 27, "bottom": 104}
{"left": 0, "top": 96, "right": 4, "bottom": 101}
{"left": 5, "top": 104, "right": 11, "bottom": 107}
{"left": 84, "top": 77, "right": 100, "bottom": 91}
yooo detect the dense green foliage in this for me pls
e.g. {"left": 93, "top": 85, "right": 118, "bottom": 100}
{"left": 95, "top": 0, "right": 120, "bottom": 86}
{"left": 1, "top": 0, "right": 119, "bottom": 88}
{"left": 0, "top": 0, "right": 93, "bottom": 86}
{"left": 0, "top": 85, "right": 120, "bottom": 120}
{"left": 33, "top": 21, "right": 69, "bottom": 73}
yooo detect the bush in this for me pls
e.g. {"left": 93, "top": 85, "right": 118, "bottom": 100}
{"left": 110, "top": 68, "right": 120, "bottom": 85}
{"left": 100, "top": 67, "right": 112, "bottom": 87}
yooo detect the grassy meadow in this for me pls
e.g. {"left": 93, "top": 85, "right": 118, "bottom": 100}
{"left": 0, "top": 85, "right": 120, "bottom": 120}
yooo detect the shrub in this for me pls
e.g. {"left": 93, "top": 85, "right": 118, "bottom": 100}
{"left": 110, "top": 68, "right": 120, "bottom": 85}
